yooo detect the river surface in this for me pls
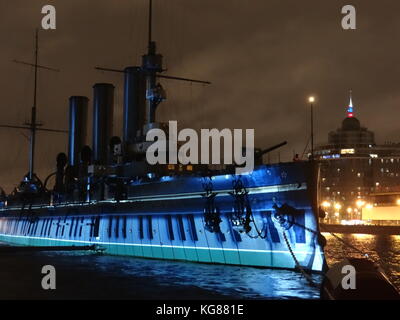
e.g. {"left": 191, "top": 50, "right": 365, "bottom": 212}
{"left": 0, "top": 233, "right": 398, "bottom": 299}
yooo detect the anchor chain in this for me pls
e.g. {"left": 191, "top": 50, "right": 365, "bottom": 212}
{"left": 202, "top": 178, "right": 221, "bottom": 233}
{"left": 273, "top": 203, "right": 318, "bottom": 286}
{"left": 281, "top": 229, "right": 318, "bottom": 287}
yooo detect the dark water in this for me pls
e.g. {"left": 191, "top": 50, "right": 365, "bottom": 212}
{"left": 0, "top": 234, "right": 398, "bottom": 300}
{"left": 323, "top": 233, "right": 400, "bottom": 292}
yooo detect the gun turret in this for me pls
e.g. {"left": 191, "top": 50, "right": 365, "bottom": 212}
{"left": 255, "top": 141, "right": 287, "bottom": 165}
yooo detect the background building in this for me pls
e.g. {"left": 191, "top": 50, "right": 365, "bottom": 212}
{"left": 314, "top": 93, "right": 400, "bottom": 223}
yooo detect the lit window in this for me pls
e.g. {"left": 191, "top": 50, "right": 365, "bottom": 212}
{"left": 341, "top": 148, "right": 355, "bottom": 154}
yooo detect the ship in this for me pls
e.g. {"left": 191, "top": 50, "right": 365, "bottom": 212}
{"left": 0, "top": 1, "right": 326, "bottom": 272}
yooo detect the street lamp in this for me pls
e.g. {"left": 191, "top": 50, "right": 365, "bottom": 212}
{"left": 347, "top": 207, "right": 353, "bottom": 214}
{"left": 321, "top": 200, "right": 331, "bottom": 208}
{"left": 356, "top": 199, "right": 365, "bottom": 208}
{"left": 308, "top": 96, "right": 315, "bottom": 160}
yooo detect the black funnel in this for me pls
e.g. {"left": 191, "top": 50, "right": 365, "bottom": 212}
{"left": 92, "top": 83, "right": 114, "bottom": 165}
{"left": 68, "top": 96, "right": 88, "bottom": 166}
{"left": 123, "top": 67, "right": 146, "bottom": 147}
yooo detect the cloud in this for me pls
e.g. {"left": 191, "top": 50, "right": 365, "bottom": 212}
{"left": 0, "top": 0, "right": 399, "bottom": 191}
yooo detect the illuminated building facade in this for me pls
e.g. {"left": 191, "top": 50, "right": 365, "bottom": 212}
{"left": 315, "top": 93, "right": 400, "bottom": 223}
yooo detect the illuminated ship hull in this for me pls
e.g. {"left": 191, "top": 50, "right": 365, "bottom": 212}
{"left": 0, "top": 162, "right": 326, "bottom": 272}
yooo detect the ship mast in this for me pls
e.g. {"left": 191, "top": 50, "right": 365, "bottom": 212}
{"left": 0, "top": 29, "right": 65, "bottom": 184}
{"left": 95, "top": 0, "right": 210, "bottom": 127}
{"left": 29, "top": 28, "right": 39, "bottom": 181}
{"left": 95, "top": 0, "right": 211, "bottom": 132}
{"left": 148, "top": 0, "right": 153, "bottom": 47}
{"left": 142, "top": 0, "right": 211, "bottom": 126}
{"left": 143, "top": 0, "right": 163, "bottom": 126}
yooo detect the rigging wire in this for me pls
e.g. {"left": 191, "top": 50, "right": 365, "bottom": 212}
{"left": 301, "top": 136, "right": 311, "bottom": 160}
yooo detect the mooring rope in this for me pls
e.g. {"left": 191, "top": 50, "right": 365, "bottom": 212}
{"left": 276, "top": 216, "right": 394, "bottom": 288}
{"left": 283, "top": 218, "right": 387, "bottom": 268}
{"left": 288, "top": 218, "right": 370, "bottom": 257}
{"left": 319, "top": 225, "right": 370, "bottom": 259}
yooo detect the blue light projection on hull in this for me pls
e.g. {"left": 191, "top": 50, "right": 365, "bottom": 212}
{"left": 0, "top": 162, "right": 326, "bottom": 272}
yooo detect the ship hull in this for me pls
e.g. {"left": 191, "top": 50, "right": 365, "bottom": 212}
{"left": 0, "top": 162, "right": 326, "bottom": 272}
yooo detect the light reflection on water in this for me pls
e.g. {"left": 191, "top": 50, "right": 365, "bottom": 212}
{"left": 323, "top": 233, "right": 400, "bottom": 291}
{"left": 0, "top": 234, "right": 398, "bottom": 299}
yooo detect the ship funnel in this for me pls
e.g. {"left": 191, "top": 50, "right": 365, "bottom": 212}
{"left": 68, "top": 96, "right": 89, "bottom": 166}
{"left": 92, "top": 83, "right": 114, "bottom": 165}
{"left": 123, "top": 67, "right": 146, "bottom": 155}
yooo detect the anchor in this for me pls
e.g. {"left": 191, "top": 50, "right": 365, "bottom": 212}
{"left": 202, "top": 179, "right": 221, "bottom": 233}
{"left": 229, "top": 178, "right": 252, "bottom": 234}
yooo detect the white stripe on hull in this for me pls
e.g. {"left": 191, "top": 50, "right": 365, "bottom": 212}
{"left": 0, "top": 182, "right": 307, "bottom": 212}
{"left": 0, "top": 233, "right": 316, "bottom": 255}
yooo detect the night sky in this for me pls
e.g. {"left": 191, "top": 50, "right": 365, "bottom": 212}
{"left": 0, "top": 0, "right": 399, "bottom": 191}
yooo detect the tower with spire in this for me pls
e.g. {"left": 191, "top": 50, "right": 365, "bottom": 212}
{"left": 347, "top": 90, "right": 354, "bottom": 118}
{"left": 315, "top": 90, "right": 400, "bottom": 224}
{"left": 324, "top": 90, "right": 375, "bottom": 146}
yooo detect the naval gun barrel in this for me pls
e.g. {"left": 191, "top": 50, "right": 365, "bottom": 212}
{"left": 256, "top": 141, "right": 287, "bottom": 159}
